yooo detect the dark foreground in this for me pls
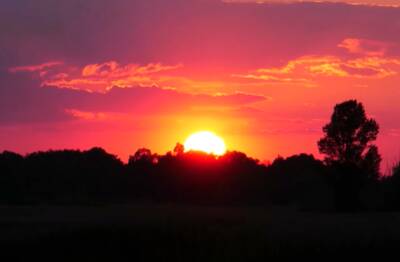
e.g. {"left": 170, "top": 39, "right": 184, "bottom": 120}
{"left": 2, "top": 205, "right": 400, "bottom": 261}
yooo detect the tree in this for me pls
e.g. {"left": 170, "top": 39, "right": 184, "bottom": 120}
{"left": 318, "top": 100, "right": 381, "bottom": 179}
{"left": 318, "top": 100, "right": 382, "bottom": 211}
{"left": 129, "top": 148, "right": 156, "bottom": 164}
{"left": 173, "top": 143, "right": 185, "bottom": 156}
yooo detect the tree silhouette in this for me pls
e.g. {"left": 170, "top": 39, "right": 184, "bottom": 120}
{"left": 318, "top": 100, "right": 381, "bottom": 179}
{"left": 318, "top": 100, "right": 382, "bottom": 211}
{"left": 129, "top": 148, "right": 157, "bottom": 164}
{"left": 173, "top": 143, "right": 185, "bottom": 156}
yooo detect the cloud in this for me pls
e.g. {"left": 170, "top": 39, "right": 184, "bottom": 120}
{"left": 222, "top": 0, "right": 400, "bottom": 8}
{"left": 3, "top": 0, "right": 400, "bottom": 73}
{"left": 9, "top": 60, "right": 183, "bottom": 92}
{"left": 81, "top": 61, "right": 182, "bottom": 78}
{"left": 338, "top": 38, "right": 389, "bottom": 56}
{"left": 3, "top": 58, "right": 267, "bottom": 125}
{"left": 66, "top": 86, "right": 266, "bottom": 113}
{"left": 8, "top": 61, "right": 63, "bottom": 73}
{"left": 235, "top": 56, "right": 400, "bottom": 83}
{"left": 233, "top": 38, "right": 400, "bottom": 84}
{"left": 0, "top": 72, "right": 267, "bottom": 124}
{"left": 232, "top": 73, "right": 313, "bottom": 86}
{"left": 64, "top": 109, "right": 112, "bottom": 121}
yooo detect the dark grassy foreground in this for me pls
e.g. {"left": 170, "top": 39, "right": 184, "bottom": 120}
{"left": 2, "top": 205, "right": 400, "bottom": 260}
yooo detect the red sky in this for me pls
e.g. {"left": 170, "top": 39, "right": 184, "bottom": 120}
{"left": 1, "top": 0, "right": 400, "bottom": 167}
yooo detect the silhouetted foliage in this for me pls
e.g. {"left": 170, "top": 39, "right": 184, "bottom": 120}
{"left": 381, "top": 162, "right": 400, "bottom": 210}
{"left": 173, "top": 143, "right": 185, "bottom": 156}
{"left": 265, "top": 154, "right": 333, "bottom": 209}
{"left": 0, "top": 148, "right": 124, "bottom": 204}
{"left": 1, "top": 100, "right": 399, "bottom": 211}
{"left": 318, "top": 100, "right": 381, "bottom": 180}
{"left": 361, "top": 145, "right": 381, "bottom": 182}
{"left": 317, "top": 100, "right": 384, "bottom": 211}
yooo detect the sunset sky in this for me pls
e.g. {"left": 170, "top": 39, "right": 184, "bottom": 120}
{"left": 1, "top": 0, "right": 400, "bottom": 166}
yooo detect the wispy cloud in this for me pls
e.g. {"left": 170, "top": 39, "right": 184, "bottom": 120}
{"left": 9, "top": 61, "right": 183, "bottom": 93}
{"left": 65, "top": 109, "right": 112, "bottom": 121}
{"left": 233, "top": 38, "right": 400, "bottom": 85}
{"left": 81, "top": 61, "right": 182, "bottom": 78}
{"left": 222, "top": 0, "right": 400, "bottom": 8}
{"left": 8, "top": 61, "right": 63, "bottom": 73}
{"left": 338, "top": 38, "right": 390, "bottom": 56}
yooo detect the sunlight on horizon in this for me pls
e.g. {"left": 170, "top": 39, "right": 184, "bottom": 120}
{"left": 184, "top": 131, "right": 227, "bottom": 156}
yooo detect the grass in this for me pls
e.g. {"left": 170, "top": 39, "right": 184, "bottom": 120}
{"left": 1, "top": 205, "right": 400, "bottom": 260}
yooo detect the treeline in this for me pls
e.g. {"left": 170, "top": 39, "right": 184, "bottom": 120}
{"left": 0, "top": 147, "right": 399, "bottom": 211}
{"left": 0, "top": 148, "right": 330, "bottom": 208}
{"left": 1, "top": 99, "right": 400, "bottom": 211}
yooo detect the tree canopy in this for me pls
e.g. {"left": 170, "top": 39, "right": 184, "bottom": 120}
{"left": 318, "top": 100, "right": 381, "bottom": 180}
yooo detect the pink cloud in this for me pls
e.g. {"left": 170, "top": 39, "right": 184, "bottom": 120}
{"left": 233, "top": 39, "right": 400, "bottom": 85}
{"left": 338, "top": 38, "right": 389, "bottom": 56}
{"left": 9, "top": 61, "right": 183, "bottom": 93}
{"left": 223, "top": 0, "right": 400, "bottom": 8}
{"left": 64, "top": 109, "right": 112, "bottom": 121}
{"left": 81, "top": 61, "right": 182, "bottom": 78}
{"left": 8, "top": 61, "right": 63, "bottom": 73}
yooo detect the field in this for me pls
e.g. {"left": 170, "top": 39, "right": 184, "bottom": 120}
{"left": 1, "top": 205, "right": 400, "bottom": 260}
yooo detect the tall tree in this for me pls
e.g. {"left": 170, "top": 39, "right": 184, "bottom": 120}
{"left": 318, "top": 100, "right": 381, "bottom": 179}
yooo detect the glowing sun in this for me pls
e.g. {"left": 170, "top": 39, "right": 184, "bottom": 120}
{"left": 184, "top": 131, "right": 227, "bottom": 156}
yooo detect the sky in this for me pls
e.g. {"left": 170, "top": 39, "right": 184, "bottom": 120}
{"left": 1, "top": 0, "right": 400, "bottom": 166}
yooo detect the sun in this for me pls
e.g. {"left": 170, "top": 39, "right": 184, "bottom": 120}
{"left": 184, "top": 131, "right": 227, "bottom": 156}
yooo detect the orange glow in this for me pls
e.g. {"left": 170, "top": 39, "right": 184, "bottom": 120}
{"left": 184, "top": 131, "right": 227, "bottom": 156}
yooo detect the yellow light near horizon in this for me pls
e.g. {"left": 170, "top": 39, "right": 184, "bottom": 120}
{"left": 184, "top": 131, "right": 227, "bottom": 156}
